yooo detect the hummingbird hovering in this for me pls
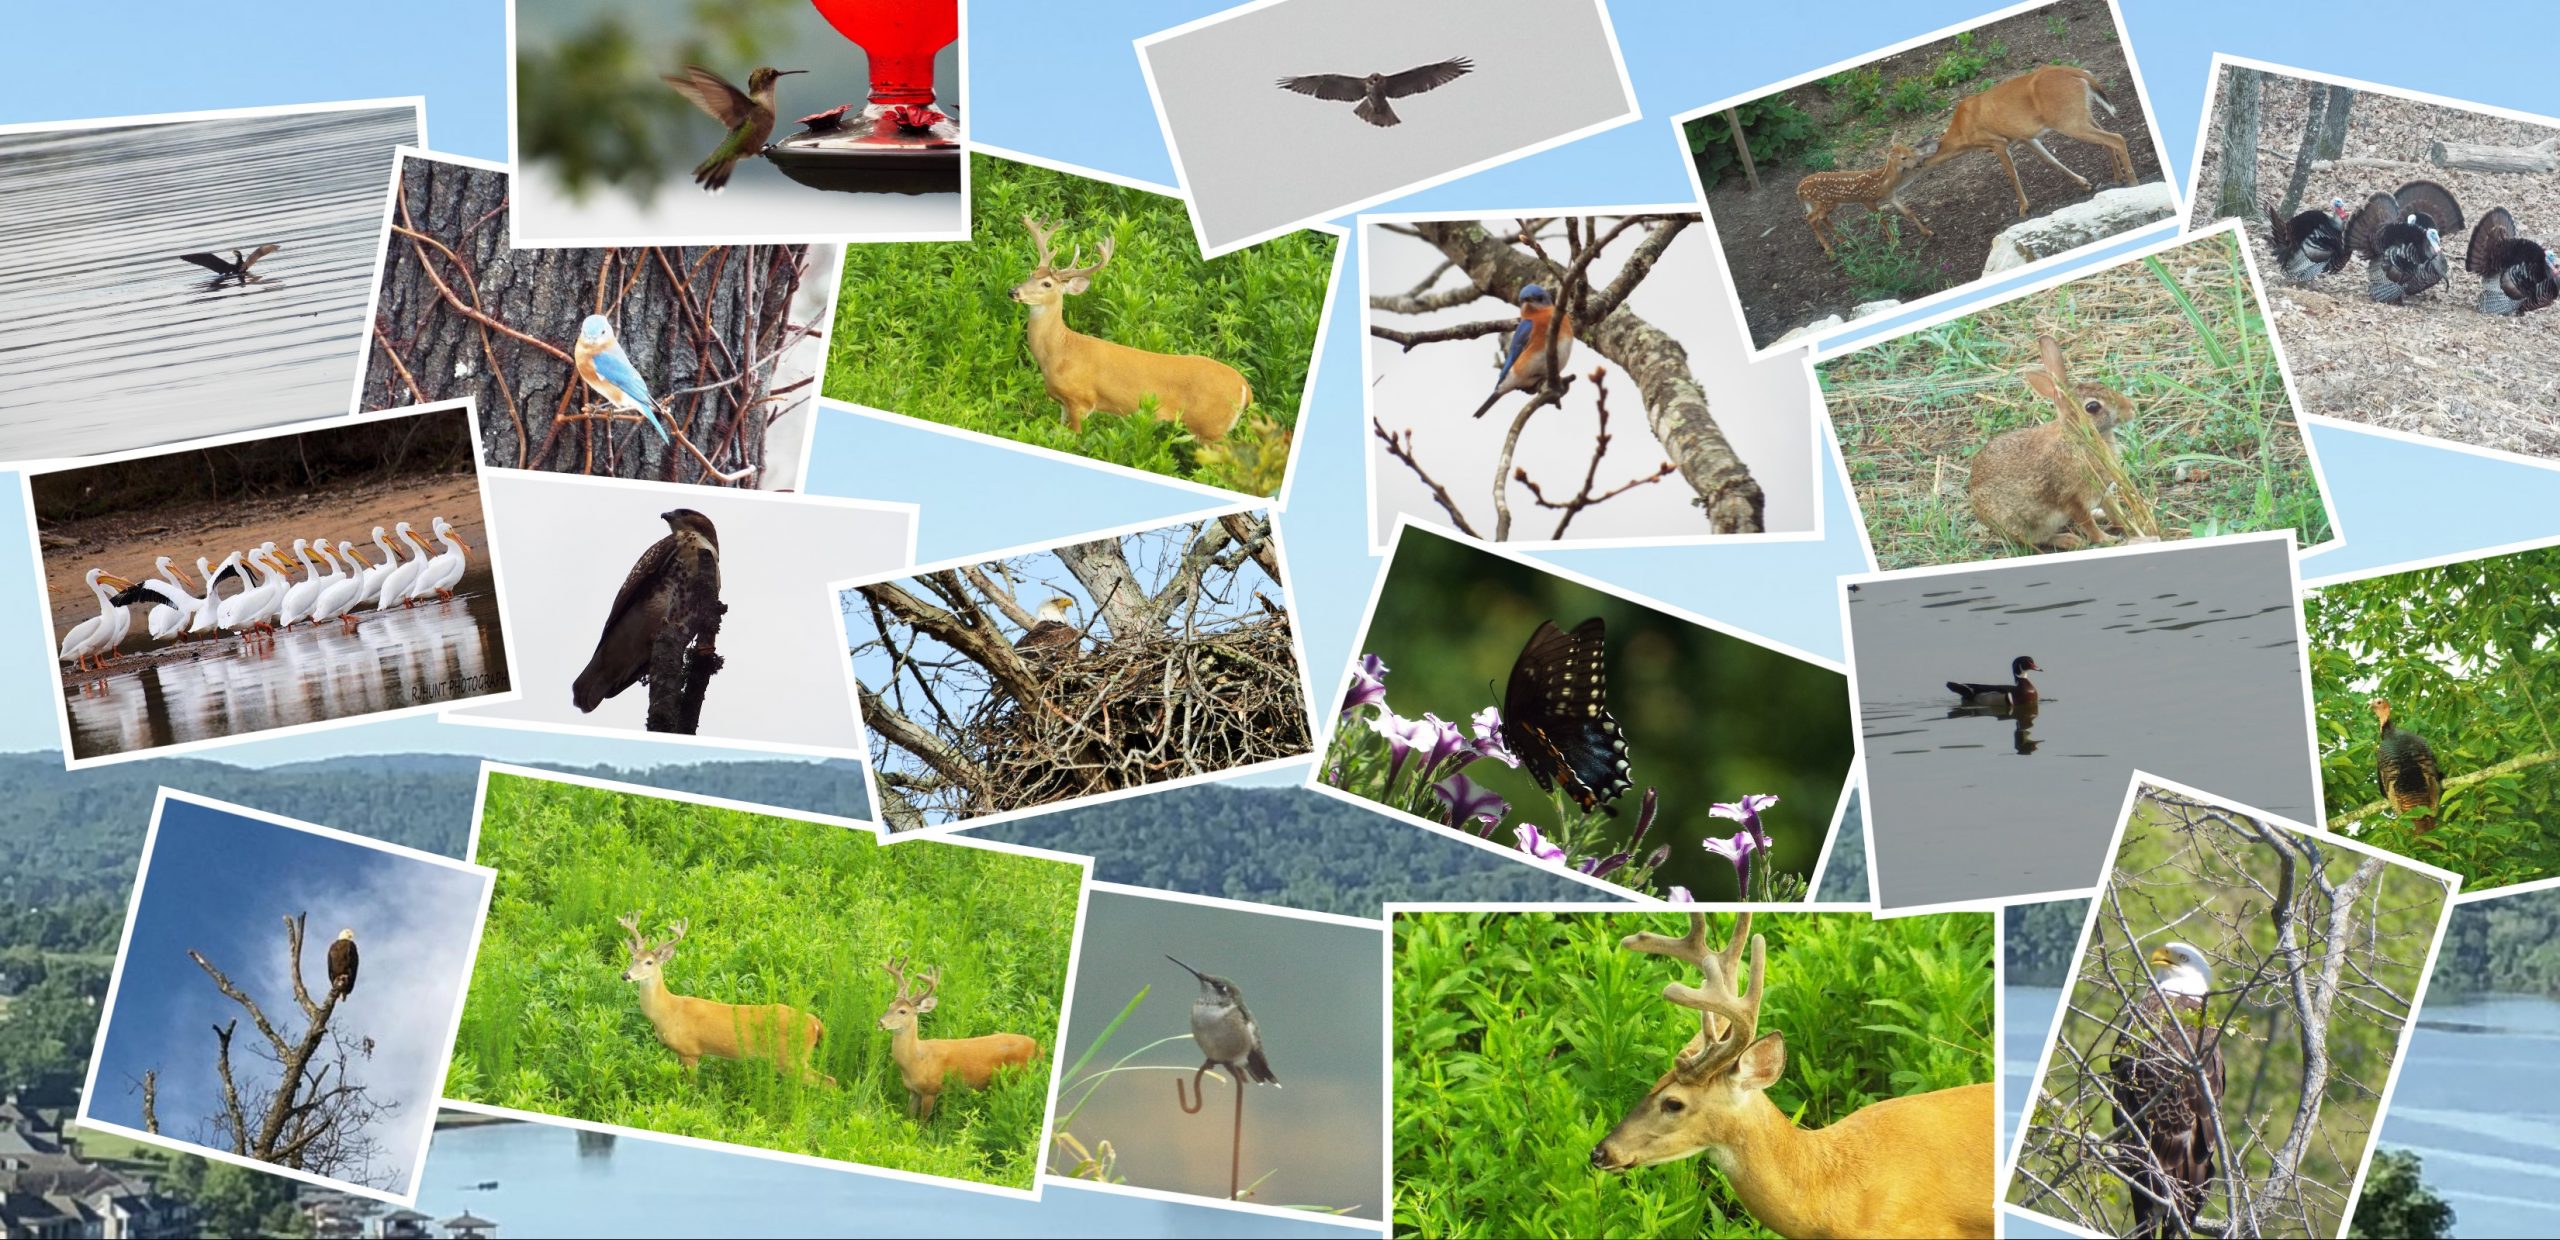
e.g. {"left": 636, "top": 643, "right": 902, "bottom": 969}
{"left": 1168, "top": 956, "right": 1279, "bottom": 1087}
{"left": 661, "top": 64, "right": 807, "bottom": 192}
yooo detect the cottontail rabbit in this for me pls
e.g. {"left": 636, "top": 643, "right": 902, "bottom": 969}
{"left": 1967, "top": 335, "right": 2133, "bottom": 551}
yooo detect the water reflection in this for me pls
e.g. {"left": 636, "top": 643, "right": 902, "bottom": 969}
{"left": 0, "top": 106, "right": 416, "bottom": 459}
{"left": 64, "top": 590, "right": 508, "bottom": 759}
{"left": 1851, "top": 540, "right": 2315, "bottom": 908}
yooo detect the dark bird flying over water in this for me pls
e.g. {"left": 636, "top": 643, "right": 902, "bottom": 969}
{"left": 177, "top": 244, "right": 280, "bottom": 283}
{"left": 1276, "top": 56, "right": 1473, "bottom": 127}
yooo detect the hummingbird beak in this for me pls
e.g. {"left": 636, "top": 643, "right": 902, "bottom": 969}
{"left": 1165, "top": 955, "right": 1204, "bottom": 980}
{"left": 776, "top": 69, "right": 808, "bottom": 76}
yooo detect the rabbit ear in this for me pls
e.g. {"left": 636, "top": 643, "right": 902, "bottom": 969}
{"left": 2037, "top": 336, "right": 2069, "bottom": 385}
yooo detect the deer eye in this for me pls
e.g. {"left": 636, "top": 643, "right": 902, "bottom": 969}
{"left": 1660, "top": 1096, "right": 1685, "bottom": 1114}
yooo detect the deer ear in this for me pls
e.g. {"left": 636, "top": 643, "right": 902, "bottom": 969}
{"left": 1060, "top": 276, "right": 1092, "bottom": 296}
{"left": 914, "top": 993, "right": 939, "bottom": 1013}
{"left": 1731, "top": 1031, "right": 1786, "bottom": 1092}
{"left": 654, "top": 944, "right": 679, "bottom": 965}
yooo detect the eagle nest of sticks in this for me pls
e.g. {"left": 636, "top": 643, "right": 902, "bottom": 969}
{"left": 958, "top": 615, "right": 1308, "bottom": 813}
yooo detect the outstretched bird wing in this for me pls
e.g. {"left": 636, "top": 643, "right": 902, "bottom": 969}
{"left": 1275, "top": 72, "right": 1370, "bottom": 101}
{"left": 238, "top": 243, "right": 280, "bottom": 269}
{"left": 663, "top": 65, "right": 757, "bottom": 127}
{"left": 176, "top": 251, "right": 238, "bottom": 275}
{"left": 1377, "top": 57, "right": 1473, "bottom": 99}
{"left": 573, "top": 533, "right": 681, "bottom": 711}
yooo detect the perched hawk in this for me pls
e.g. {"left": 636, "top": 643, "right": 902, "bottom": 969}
{"left": 327, "top": 928, "right": 359, "bottom": 999}
{"left": 1014, "top": 595, "right": 1083, "bottom": 657}
{"left": 2104, "top": 941, "right": 2222, "bottom": 1238}
{"left": 573, "top": 509, "right": 722, "bottom": 712}
{"left": 1276, "top": 57, "right": 1473, "bottom": 128}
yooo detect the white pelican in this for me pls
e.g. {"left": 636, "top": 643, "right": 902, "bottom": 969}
{"left": 184, "top": 556, "right": 224, "bottom": 634}
{"left": 59, "top": 569, "right": 138, "bottom": 672}
{"left": 367, "top": 526, "right": 400, "bottom": 597}
{"left": 278, "top": 538, "right": 325, "bottom": 627}
{"left": 311, "top": 541, "right": 369, "bottom": 631}
{"left": 375, "top": 521, "right": 430, "bottom": 610}
{"left": 292, "top": 535, "right": 347, "bottom": 626}
{"left": 141, "top": 556, "right": 209, "bottom": 640}
{"left": 338, "top": 538, "right": 382, "bottom": 604}
{"left": 224, "top": 547, "right": 292, "bottom": 637}
{"left": 413, "top": 516, "right": 472, "bottom": 603}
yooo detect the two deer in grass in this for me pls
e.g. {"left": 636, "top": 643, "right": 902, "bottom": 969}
{"left": 1011, "top": 216, "right": 1252, "bottom": 444}
{"left": 1797, "top": 65, "right": 2137, "bottom": 256}
{"left": 1591, "top": 912, "right": 1994, "bottom": 1239}
{"left": 616, "top": 914, "right": 1039, "bottom": 1119}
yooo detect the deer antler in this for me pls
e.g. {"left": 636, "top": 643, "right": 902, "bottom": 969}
{"left": 1021, "top": 216, "right": 1059, "bottom": 268}
{"left": 1622, "top": 912, "right": 1765, "bottom": 1082}
{"left": 1056, "top": 235, "right": 1114, "bottom": 282}
{"left": 660, "top": 918, "right": 689, "bottom": 953}
{"left": 883, "top": 955, "right": 911, "bottom": 1000}
{"left": 919, "top": 965, "right": 942, "bottom": 1005}
{"left": 616, "top": 912, "right": 647, "bottom": 955}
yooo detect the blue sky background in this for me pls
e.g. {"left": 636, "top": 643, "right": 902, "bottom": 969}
{"left": 13, "top": 1, "right": 2560, "bottom": 1234}
{"left": 87, "top": 797, "right": 491, "bottom": 1192}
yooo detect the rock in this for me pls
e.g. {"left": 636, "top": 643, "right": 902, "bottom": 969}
{"left": 1771, "top": 299, "right": 1904, "bottom": 349}
{"left": 1849, "top": 299, "right": 1904, "bottom": 320}
{"left": 1980, "top": 183, "right": 2179, "bottom": 276}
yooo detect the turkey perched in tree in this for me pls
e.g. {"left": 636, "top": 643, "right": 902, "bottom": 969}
{"left": 2371, "top": 698, "right": 2442, "bottom": 834}
{"left": 2465, "top": 207, "right": 2560, "bottom": 316}
{"left": 2265, "top": 198, "right": 2351, "bottom": 284}
{"left": 2347, "top": 181, "right": 2464, "bottom": 304}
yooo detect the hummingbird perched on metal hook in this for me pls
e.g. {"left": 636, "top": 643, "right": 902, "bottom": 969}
{"left": 1168, "top": 956, "right": 1279, "bottom": 1087}
{"left": 661, "top": 64, "right": 807, "bottom": 192}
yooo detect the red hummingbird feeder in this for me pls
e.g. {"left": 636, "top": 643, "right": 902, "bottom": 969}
{"left": 765, "top": 0, "right": 961, "bottom": 195}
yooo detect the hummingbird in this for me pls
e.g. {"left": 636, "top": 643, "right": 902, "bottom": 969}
{"left": 661, "top": 64, "right": 807, "bottom": 192}
{"left": 1167, "top": 956, "right": 1278, "bottom": 1087}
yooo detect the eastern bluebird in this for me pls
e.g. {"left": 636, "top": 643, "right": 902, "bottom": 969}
{"left": 574, "top": 316, "right": 669, "bottom": 442}
{"left": 1470, "top": 284, "right": 1574, "bottom": 419}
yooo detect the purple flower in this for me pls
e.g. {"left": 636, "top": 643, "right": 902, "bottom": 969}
{"left": 1628, "top": 787, "right": 1660, "bottom": 850}
{"left": 1646, "top": 845, "right": 1671, "bottom": 870}
{"left": 1667, "top": 886, "right": 1694, "bottom": 903}
{"left": 1342, "top": 653, "right": 1390, "bottom": 719}
{"left": 1366, "top": 708, "right": 1429, "bottom": 783}
{"left": 1515, "top": 823, "right": 1565, "bottom": 863}
{"left": 1581, "top": 852, "right": 1632, "bottom": 878}
{"left": 1432, "top": 773, "right": 1509, "bottom": 835}
{"left": 1410, "top": 712, "right": 1476, "bottom": 780}
{"left": 1468, "top": 706, "right": 1521, "bottom": 769}
{"left": 1702, "top": 830, "right": 1759, "bottom": 892}
{"left": 1712, "top": 793, "right": 1781, "bottom": 849}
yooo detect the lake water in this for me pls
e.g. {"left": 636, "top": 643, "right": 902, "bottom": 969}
{"left": 63, "top": 586, "right": 508, "bottom": 759}
{"left": 408, "top": 1116, "right": 1349, "bottom": 1238}
{"left": 0, "top": 106, "right": 415, "bottom": 461}
{"left": 2001, "top": 984, "right": 2560, "bottom": 1238}
{"left": 1850, "top": 540, "right": 2317, "bottom": 908}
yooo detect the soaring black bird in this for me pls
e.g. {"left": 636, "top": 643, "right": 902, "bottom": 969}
{"left": 2466, "top": 207, "right": 2560, "bottom": 317}
{"left": 1276, "top": 56, "right": 1473, "bottom": 127}
{"left": 2104, "top": 942, "right": 2222, "bottom": 1239}
{"left": 177, "top": 244, "right": 280, "bottom": 283}
{"left": 572, "top": 509, "right": 722, "bottom": 713}
{"left": 2372, "top": 697, "right": 2442, "bottom": 833}
{"left": 2347, "top": 181, "right": 2463, "bottom": 304}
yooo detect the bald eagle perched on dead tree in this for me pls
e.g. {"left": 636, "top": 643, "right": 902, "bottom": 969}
{"left": 327, "top": 928, "right": 360, "bottom": 999}
{"left": 1013, "top": 595, "right": 1083, "bottom": 657}
{"left": 2104, "top": 941, "right": 2222, "bottom": 1237}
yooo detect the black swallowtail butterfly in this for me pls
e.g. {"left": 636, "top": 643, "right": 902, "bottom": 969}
{"left": 1498, "top": 617, "right": 1632, "bottom": 811}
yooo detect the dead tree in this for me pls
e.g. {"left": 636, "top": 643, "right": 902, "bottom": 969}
{"left": 849, "top": 516, "right": 1311, "bottom": 827}
{"left": 360, "top": 155, "right": 815, "bottom": 487}
{"left": 2215, "top": 68, "right": 2262, "bottom": 220}
{"left": 146, "top": 912, "right": 397, "bottom": 1188}
{"left": 1367, "top": 216, "right": 1747, "bottom": 536}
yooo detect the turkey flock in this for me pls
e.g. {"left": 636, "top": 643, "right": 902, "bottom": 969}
{"left": 57, "top": 517, "right": 474, "bottom": 675}
{"left": 2266, "top": 178, "right": 2558, "bottom": 314}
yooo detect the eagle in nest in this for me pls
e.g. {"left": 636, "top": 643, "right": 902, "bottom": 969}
{"left": 2103, "top": 941, "right": 2222, "bottom": 1237}
{"left": 327, "top": 928, "right": 360, "bottom": 999}
{"left": 1014, "top": 595, "right": 1084, "bottom": 657}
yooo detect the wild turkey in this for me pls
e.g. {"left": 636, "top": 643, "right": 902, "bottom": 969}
{"left": 2265, "top": 198, "right": 2351, "bottom": 284}
{"left": 2371, "top": 698, "right": 2441, "bottom": 833}
{"left": 2347, "top": 181, "right": 2464, "bottom": 304}
{"left": 2466, "top": 207, "right": 2560, "bottom": 316}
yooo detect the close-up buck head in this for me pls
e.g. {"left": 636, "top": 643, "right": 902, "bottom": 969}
{"left": 1590, "top": 911, "right": 1775, "bottom": 1171}
{"left": 1011, "top": 215, "right": 1115, "bottom": 309}
{"left": 878, "top": 956, "right": 942, "bottom": 1033}
{"left": 616, "top": 912, "right": 686, "bottom": 987}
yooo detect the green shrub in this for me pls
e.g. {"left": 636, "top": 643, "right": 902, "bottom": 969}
{"left": 1685, "top": 98, "right": 1820, "bottom": 190}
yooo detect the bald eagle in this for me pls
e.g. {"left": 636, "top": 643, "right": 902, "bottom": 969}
{"left": 327, "top": 928, "right": 359, "bottom": 999}
{"left": 2104, "top": 941, "right": 2221, "bottom": 1237}
{"left": 1013, "top": 595, "right": 1083, "bottom": 657}
{"left": 573, "top": 509, "right": 721, "bottom": 712}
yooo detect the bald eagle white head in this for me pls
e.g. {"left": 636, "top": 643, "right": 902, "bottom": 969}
{"left": 2107, "top": 938, "right": 2222, "bottom": 1236}
{"left": 1014, "top": 595, "right": 1083, "bottom": 655}
{"left": 2148, "top": 941, "right": 2211, "bottom": 997}
{"left": 327, "top": 928, "right": 360, "bottom": 1000}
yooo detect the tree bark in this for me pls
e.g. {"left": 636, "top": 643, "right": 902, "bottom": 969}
{"left": 2315, "top": 85, "right": 2355, "bottom": 161}
{"left": 2279, "top": 83, "right": 2328, "bottom": 218}
{"left": 1411, "top": 221, "right": 1764, "bottom": 532}
{"left": 360, "top": 155, "right": 802, "bottom": 487}
{"left": 2215, "top": 68, "right": 2262, "bottom": 220}
{"left": 1724, "top": 108, "right": 1760, "bottom": 193}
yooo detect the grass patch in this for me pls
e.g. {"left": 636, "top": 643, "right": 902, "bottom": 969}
{"left": 1393, "top": 910, "right": 1992, "bottom": 1238}
{"left": 822, "top": 151, "right": 1333, "bottom": 498}
{"left": 1827, "top": 214, "right": 1936, "bottom": 303}
{"left": 445, "top": 772, "right": 1082, "bottom": 1190}
{"left": 1817, "top": 230, "right": 2333, "bottom": 570}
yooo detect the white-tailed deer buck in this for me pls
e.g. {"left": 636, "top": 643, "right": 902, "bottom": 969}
{"left": 1590, "top": 913, "right": 1994, "bottom": 1240}
{"left": 1797, "top": 142, "right": 1933, "bottom": 256}
{"left": 877, "top": 957, "right": 1041, "bottom": 1120}
{"left": 1922, "top": 65, "right": 2135, "bottom": 218}
{"left": 1011, "top": 216, "right": 1252, "bottom": 443}
{"left": 616, "top": 913, "right": 834, "bottom": 1087}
